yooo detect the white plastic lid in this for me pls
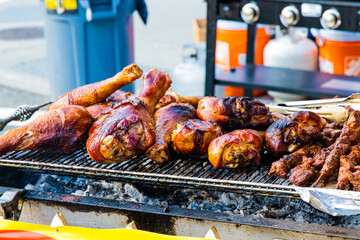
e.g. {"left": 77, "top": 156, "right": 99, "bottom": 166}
{"left": 311, "top": 28, "right": 360, "bottom": 42}
{"left": 217, "top": 20, "right": 268, "bottom": 31}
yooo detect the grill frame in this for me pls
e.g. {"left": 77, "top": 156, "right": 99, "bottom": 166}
{"left": 0, "top": 148, "right": 299, "bottom": 198}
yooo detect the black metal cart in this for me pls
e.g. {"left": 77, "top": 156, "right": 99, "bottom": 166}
{"left": 205, "top": 0, "right": 360, "bottom": 97}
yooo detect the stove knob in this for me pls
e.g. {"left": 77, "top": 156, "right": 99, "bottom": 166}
{"left": 321, "top": 9, "right": 341, "bottom": 29}
{"left": 241, "top": 2, "right": 260, "bottom": 24}
{"left": 280, "top": 5, "right": 300, "bottom": 27}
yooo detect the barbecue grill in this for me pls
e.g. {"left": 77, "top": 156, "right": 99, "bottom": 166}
{"left": 0, "top": 149, "right": 296, "bottom": 198}
{"left": 2, "top": 0, "right": 360, "bottom": 239}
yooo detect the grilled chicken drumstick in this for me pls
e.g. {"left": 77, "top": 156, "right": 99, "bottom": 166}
{"left": 171, "top": 119, "right": 223, "bottom": 159}
{"left": 265, "top": 111, "right": 326, "bottom": 156}
{"left": 197, "top": 97, "right": 271, "bottom": 131}
{"left": 48, "top": 64, "right": 142, "bottom": 111}
{"left": 86, "top": 69, "right": 172, "bottom": 164}
{"left": 0, "top": 106, "right": 93, "bottom": 155}
{"left": 208, "top": 129, "right": 264, "bottom": 169}
{"left": 156, "top": 90, "right": 202, "bottom": 109}
{"left": 145, "top": 102, "right": 197, "bottom": 163}
{"left": 86, "top": 90, "right": 133, "bottom": 120}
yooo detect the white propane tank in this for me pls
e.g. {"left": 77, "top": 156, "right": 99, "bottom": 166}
{"left": 171, "top": 43, "right": 206, "bottom": 97}
{"left": 264, "top": 27, "right": 318, "bottom": 102}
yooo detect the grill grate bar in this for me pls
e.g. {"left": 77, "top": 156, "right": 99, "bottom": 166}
{"left": 0, "top": 148, "right": 302, "bottom": 198}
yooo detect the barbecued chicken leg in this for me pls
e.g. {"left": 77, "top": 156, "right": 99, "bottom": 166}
{"left": 171, "top": 119, "right": 223, "bottom": 158}
{"left": 265, "top": 111, "right": 326, "bottom": 156}
{"left": 48, "top": 64, "right": 142, "bottom": 111}
{"left": 145, "top": 102, "right": 197, "bottom": 163}
{"left": 208, "top": 129, "right": 264, "bottom": 169}
{"left": 86, "top": 90, "right": 133, "bottom": 120}
{"left": 197, "top": 97, "right": 271, "bottom": 131}
{"left": 0, "top": 106, "right": 93, "bottom": 155}
{"left": 156, "top": 90, "right": 202, "bottom": 109}
{"left": 86, "top": 69, "right": 172, "bottom": 163}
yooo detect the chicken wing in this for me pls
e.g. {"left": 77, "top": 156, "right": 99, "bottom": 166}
{"left": 48, "top": 64, "right": 142, "bottom": 111}
{"left": 86, "top": 68, "right": 172, "bottom": 163}
{"left": 145, "top": 102, "right": 197, "bottom": 163}
{"left": 171, "top": 119, "right": 223, "bottom": 159}
{"left": 197, "top": 97, "right": 271, "bottom": 131}
{"left": 265, "top": 111, "right": 326, "bottom": 156}
{"left": 0, "top": 106, "right": 93, "bottom": 154}
{"left": 208, "top": 129, "right": 263, "bottom": 169}
{"left": 156, "top": 90, "right": 202, "bottom": 109}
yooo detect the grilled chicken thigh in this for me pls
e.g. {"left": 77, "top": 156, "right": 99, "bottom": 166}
{"left": 208, "top": 129, "right": 264, "bottom": 169}
{"left": 265, "top": 111, "right": 326, "bottom": 156}
{"left": 171, "top": 119, "right": 223, "bottom": 159}
{"left": 0, "top": 106, "right": 93, "bottom": 155}
{"left": 86, "top": 69, "right": 172, "bottom": 163}
{"left": 145, "top": 102, "right": 197, "bottom": 163}
{"left": 48, "top": 64, "right": 142, "bottom": 111}
{"left": 197, "top": 97, "right": 271, "bottom": 131}
{"left": 156, "top": 90, "right": 202, "bottom": 109}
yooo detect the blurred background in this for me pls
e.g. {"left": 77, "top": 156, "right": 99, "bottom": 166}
{"left": 0, "top": 0, "right": 207, "bottom": 107}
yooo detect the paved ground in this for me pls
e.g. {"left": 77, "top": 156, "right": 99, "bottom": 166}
{"left": 0, "top": 0, "right": 207, "bottom": 108}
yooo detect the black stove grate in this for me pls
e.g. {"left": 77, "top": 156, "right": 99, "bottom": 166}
{"left": 0, "top": 148, "right": 298, "bottom": 198}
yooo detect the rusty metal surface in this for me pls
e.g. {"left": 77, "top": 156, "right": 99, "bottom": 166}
{"left": 22, "top": 190, "right": 360, "bottom": 239}
{"left": 0, "top": 149, "right": 297, "bottom": 197}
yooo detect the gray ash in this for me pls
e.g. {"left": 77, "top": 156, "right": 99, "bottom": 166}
{"left": 25, "top": 174, "right": 360, "bottom": 229}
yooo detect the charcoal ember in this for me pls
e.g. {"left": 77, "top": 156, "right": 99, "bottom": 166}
{"left": 26, "top": 174, "right": 360, "bottom": 229}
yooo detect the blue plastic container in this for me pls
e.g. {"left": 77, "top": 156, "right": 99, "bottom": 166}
{"left": 45, "top": 0, "right": 137, "bottom": 99}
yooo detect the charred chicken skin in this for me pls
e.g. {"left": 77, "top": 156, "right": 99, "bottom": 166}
{"left": 0, "top": 106, "right": 93, "bottom": 155}
{"left": 48, "top": 64, "right": 142, "bottom": 111}
{"left": 171, "top": 119, "right": 223, "bottom": 159}
{"left": 336, "top": 144, "right": 360, "bottom": 190}
{"left": 290, "top": 110, "right": 360, "bottom": 186}
{"left": 156, "top": 90, "right": 202, "bottom": 109}
{"left": 86, "top": 91, "right": 133, "bottom": 120}
{"left": 86, "top": 69, "right": 172, "bottom": 164}
{"left": 208, "top": 129, "right": 263, "bottom": 169}
{"left": 145, "top": 102, "right": 197, "bottom": 163}
{"left": 265, "top": 111, "right": 326, "bottom": 156}
{"left": 197, "top": 97, "right": 271, "bottom": 131}
{"left": 269, "top": 144, "right": 322, "bottom": 178}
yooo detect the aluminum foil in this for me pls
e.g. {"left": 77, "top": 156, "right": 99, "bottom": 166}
{"left": 296, "top": 187, "right": 360, "bottom": 216}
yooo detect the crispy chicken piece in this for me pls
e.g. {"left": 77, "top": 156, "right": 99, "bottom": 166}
{"left": 265, "top": 111, "right": 326, "bottom": 156}
{"left": 156, "top": 90, "right": 202, "bottom": 109}
{"left": 48, "top": 64, "right": 142, "bottom": 111}
{"left": 86, "top": 102, "right": 113, "bottom": 120}
{"left": 269, "top": 144, "right": 322, "bottom": 178}
{"left": 197, "top": 97, "right": 271, "bottom": 131}
{"left": 350, "top": 166, "right": 360, "bottom": 191}
{"left": 290, "top": 110, "right": 360, "bottom": 186}
{"left": 289, "top": 145, "right": 334, "bottom": 186}
{"left": 171, "top": 119, "right": 223, "bottom": 159}
{"left": 0, "top": 106, "right": 93, "bottom": 155}
{"left": 318, "top": 122, "right": 342, "bottom": 147}
{"left": 336, "top": 144, "right": 360, "bottom": 190}
{"left": 145, "top": 102, "right": 197, "bottom": 163}
{"left": 314, "top": 110, "right": 360, "bottom": 185}
{"left": 106, "top": 90, "right": 132, "bottom": 102}
{"left": 86, "top": 91, "right": 133, "bottom": 120}
{"left": 86, "top": 69, "right": 172, "bottom": 163}
{"left": 208, "top": 129, "right": 263, "bottom": 169}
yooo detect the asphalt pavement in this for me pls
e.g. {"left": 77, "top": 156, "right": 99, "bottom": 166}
{"left": 0, "top": 0, "right": 207, "bottom": 108}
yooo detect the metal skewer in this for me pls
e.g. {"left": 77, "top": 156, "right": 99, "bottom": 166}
{"left": 0, "top": 102, "right": 52, "bottom": 131}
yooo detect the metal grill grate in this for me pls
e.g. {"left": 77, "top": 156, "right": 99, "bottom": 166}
{"left": 0, "top": 148, "right": 298, "bottom": 198}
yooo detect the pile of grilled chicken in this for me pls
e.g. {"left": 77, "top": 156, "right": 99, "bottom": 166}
{"left": 0, "top": 64, "right": 359, "bottom": 191}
